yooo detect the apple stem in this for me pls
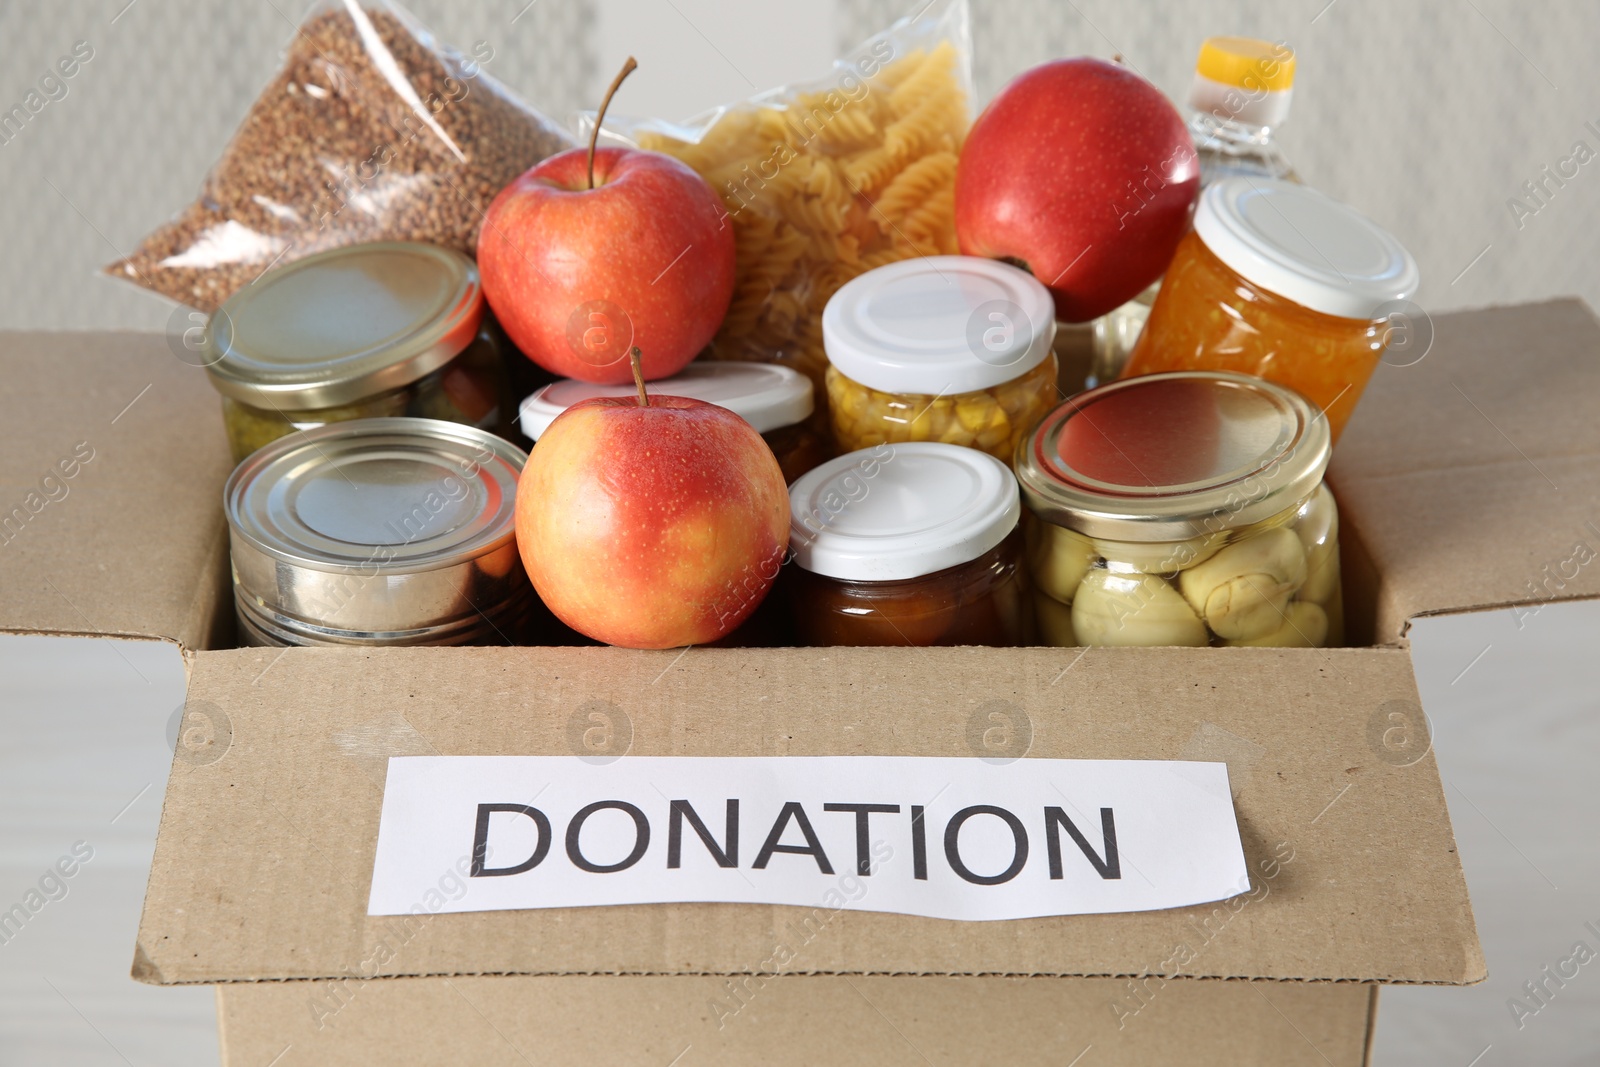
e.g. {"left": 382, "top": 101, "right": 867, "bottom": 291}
{"left": 630, "top": 347, "right": 649, "bottom": 407}
{"left": 589, "top": 56, "right": 639, "bottom": 191}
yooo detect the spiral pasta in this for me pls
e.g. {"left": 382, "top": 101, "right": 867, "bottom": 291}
{"left": 637, "top": 42, "right": 968, "bottom": 416}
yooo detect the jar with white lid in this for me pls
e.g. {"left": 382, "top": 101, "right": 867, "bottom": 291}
{"left": 205, "top": 242, "right": 512, "bottom": 462}
{"left": 1016, "top": 371, "right": 1342, "bottom": 648}
{"left": 520, "top": 360, "right": 828, "bottom": 482}
{"left": 785, "top": 442, "right": 1031, "bottom": 647}
{"left": 1122, "top": 178, "right": 1419, "bottom": 443}
{"left": 224, "top": 417, "right": 536, "bottom": 646}
{"left": 822, "top": 256, "right": 1058, "bottom": 462}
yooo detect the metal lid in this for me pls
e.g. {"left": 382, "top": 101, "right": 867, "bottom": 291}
{"left": 224, "top": 417, "right": 525, "bottom": 573}
{"left": 1016, "top": 372, "right": 1331, "bottom": 542}
{"left": 520, "top": 361, "right": 814, "bottom": 439}
{"left": 205, "top": 242, "right": 484, "bottom": 409}
{"left": 1194, "top": 179, "right": 1419, "bottom": 320}
{"left": 789, "top": 443, "right": 1020, "bottom": 581}
{"left": 822, "top": 256, "right": 1056, "bottom": 395}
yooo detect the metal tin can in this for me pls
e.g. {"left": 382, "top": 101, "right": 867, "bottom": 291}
{"left": 224, "top": 417, "right": 530, "bottom": 646}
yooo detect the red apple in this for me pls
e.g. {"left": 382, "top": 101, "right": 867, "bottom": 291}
{"left": 955, "top": 58, "right": 1200, "bottom": 323}
{"left": 479, "top": 60, "right": 735, "bottom": 384}
{"left": 516, "top": 352, "right": 790, "bottom": 649}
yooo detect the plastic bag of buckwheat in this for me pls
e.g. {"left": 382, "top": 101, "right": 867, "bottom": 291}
{"left": 105, "top": 1, "right": 573, "bottom": 311}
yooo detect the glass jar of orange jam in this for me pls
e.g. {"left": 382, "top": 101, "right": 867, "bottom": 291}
{"left": 1123, "top": 178, "right": 1418, "bottom": 442}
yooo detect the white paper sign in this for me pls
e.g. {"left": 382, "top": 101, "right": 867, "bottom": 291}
{"left": 367, "top": 756, "right": 1247, "bottom": 923}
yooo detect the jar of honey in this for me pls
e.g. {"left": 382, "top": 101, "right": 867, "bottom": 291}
{"left": 1122, "top": 178, "right": 1418, "bottom": 442}
{"left": 822, "top": 256, "right": 1058, "bottom": 462}
{"left": 785, "top": 442, "right": 1030, "bottom": 647}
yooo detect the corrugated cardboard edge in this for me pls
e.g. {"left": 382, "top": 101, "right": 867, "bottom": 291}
{"left": 124, "top": 967, "right": 1472, "bottom": 988}
{"left": 1331, "top": 297, "right": 1600, "bottom": 641}
{"left": 1362, "top": 984, "right": 1382, "bottom": 1067}
{"left": 0, "top": 331, "right": 234, "bottom": 651}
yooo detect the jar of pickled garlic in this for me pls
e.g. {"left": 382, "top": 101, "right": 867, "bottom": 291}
{"left": 1122, "top": 178, "right": 1419, "bottom": 443}
{"left": 786, "top": 442, "right": 1031, "bottom": 647}
{"left": 204, "top": 243, "right": 512, "bottom": 462}
{"left": 822, "top": 256, "right": 1058, "bottom": 462}
{"left": 520, "top": 360, "right": 828, "bottom": 483}
{"left": 1015, "top": 371, "right": 1342, "bottom": 648}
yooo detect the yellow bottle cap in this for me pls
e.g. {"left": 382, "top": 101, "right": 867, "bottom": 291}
{"left": 1195, "top": 37, "right": 1295, "bottom": 93}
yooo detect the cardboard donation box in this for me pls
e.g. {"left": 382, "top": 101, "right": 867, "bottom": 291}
{"left": 6, "top": 299, "right": 1600, "bottom": 1065}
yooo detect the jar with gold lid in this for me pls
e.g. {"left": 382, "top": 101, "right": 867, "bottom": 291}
{"left": 204, "top": 242, "right": 511, "bottom": 462}
{"left": 1016, "top": 371, "right": 1341, "bottom": 648}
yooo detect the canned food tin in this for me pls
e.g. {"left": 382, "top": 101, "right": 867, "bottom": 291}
{"left": 224, "top": 417, "right": 530, "bottom": 646}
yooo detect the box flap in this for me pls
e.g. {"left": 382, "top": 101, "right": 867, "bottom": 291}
{"left": 0, "top": 332, "right": 231, "bottom": 651}
{"left": 1332, "top": 298, "right": 1600, "bottom": 640}
{"left": 136, "top": 645, "right": 1484, "bottom": 987}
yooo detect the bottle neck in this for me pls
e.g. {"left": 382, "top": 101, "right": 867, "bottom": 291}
{"left": 1189, "top": 110, "right": 1280, "bottom": 150}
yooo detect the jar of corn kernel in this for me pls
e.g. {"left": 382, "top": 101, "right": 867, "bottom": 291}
{"left": 821, "top": 256, "right": 1058, "bottom": 463}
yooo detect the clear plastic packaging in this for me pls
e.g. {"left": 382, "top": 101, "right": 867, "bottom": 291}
{"left": 1187, "top": 36, "right": 1300, "bottom": 186}
{"left": 594, "top": 0, "right": 973, "bottom": 419}
{"left": 106, "top": 1, "right": 573, "bottom": 311}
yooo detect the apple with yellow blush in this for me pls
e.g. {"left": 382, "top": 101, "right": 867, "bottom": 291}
{"left": 515, "top": 349, "right": 790, "bottom": 648}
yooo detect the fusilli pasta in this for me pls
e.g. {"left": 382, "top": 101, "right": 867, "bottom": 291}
{"left": 637, "top": 42, "right": 969, "bottom": 420}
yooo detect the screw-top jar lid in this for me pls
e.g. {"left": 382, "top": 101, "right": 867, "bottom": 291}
{"left": 789, "top": 443, "right": 1020, "bottom": 581}
{"left": 1194, "top": 178, "right": 1419, "bottom": 320}
{"left": 822, "top": 256, "right": 1056, "bottom": 396}
{"left": 1195, "top": 36, "right": 1295, "bottom": 91}
{"left": 1016, "top": 372, "right": 1331, "bottom": 542}
{"left": 520, "top": 361, "right": 814, "bottom": 439}
{"left": 225, "top": 417, "right": 525, "bottom": 573}
{"left": 205, "top": 242, "right": 484, "bottom": 409}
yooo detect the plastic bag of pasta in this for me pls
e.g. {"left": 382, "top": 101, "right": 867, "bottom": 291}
{"left": 105, "top": 1, "right": 573, "bottom": 311}
{"left": 592, "top": 0, "right": 973, "bottom": 406}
